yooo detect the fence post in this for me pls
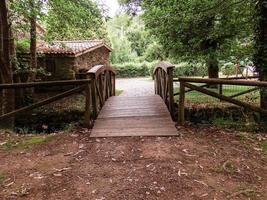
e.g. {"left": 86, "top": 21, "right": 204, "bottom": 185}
{"left": 84, "top": 82, "right": 91, "bottom": 127}
{"left": 168, "top": 67, "right": 175, "bottom": 117}
{"left": 90, "top": 76, "right": 98, "bottom": 119}
{"left": 178, "top": 81, "right": 185, "bottom": 126}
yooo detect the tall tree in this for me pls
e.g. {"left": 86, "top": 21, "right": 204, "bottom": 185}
{"left": 45, "top": 0, "right": 107, "bottom": 41}
{"left": 254, "top": 0, "right": 267, "bottom": 114}
{"left": 121, "top": 0, "right": 254, "bottom": 78}
{"left": 0, "top": 0, "right": 15, "bottom": 128}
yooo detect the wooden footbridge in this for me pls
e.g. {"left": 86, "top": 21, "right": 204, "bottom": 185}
{"left": 1, "top": 62, "right": 267, "bottom": 136}
{"left": 90, "top": 95, "right": 177, "bottom": 137}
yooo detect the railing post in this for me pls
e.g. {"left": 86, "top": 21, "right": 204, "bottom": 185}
{"left": 90, "top": 76, "right": 98, "bottom": 119}
{"left": 84, "top": 82, "right": 91, "bottom": 127}
{"left": 112, "top": 74, "right": 116, "bottom": 96}
{"left": 178, "top": 81, "right": 185, "bottom": 126}
{"left": 168, "top": 67, "right": 175, "bottom": 117}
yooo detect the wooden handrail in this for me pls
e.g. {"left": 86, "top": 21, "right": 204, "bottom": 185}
{"left": 0, "top": 64, "right": 116, "bottom": 128}
{"left": 178, "top": 77, "right": 267, "bottom": 87}
{"left": 173, "top": 75, "right": 259, "bottom": 82}
{"left": 0, "top": 79, "right": 91, "bottom": 89}
{"left": 88, "top": 65, "right": 116, "bottom": 77}
{"left": 153, "top": 61, "right": 175, "bottom": 118}
{"left": 153, "top": 61, "right": 174, "bottom": 75}
{"left": 87, "top": 65, "right": 116, "bottom": 119}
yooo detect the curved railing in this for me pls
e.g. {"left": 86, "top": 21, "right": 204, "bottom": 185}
{"left": 0, "top": 64, "right": 116, "bottom": 128}
{"left": 153, "top": 61, "right": 175, "bottom": 117}
{"left": 88, "top": 65, "right": 116, "bottom": 119}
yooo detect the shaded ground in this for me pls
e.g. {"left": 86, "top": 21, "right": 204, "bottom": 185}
{"left": 116, "top": 78, "right": 154, "bottom": 97}
{"left": 0, "top": 126, "right": 266, "bottom": 200}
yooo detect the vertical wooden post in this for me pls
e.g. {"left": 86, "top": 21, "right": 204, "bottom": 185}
{"left": 219, "top": 84, "right": 223, "bottom": 95}
{"left": 112, "top": 74, "right": 116, "bottom": 96}
{"left": 178, "top": 81, "right": 185, "bottom": 126}
{"left": 219, "top": 84, "right": 223, "bottom": 102}
{"left": 167, "top": 67, "right": 174, "bottom": 117}
{"left": 84, "top": 83, "right": 91, "bottom": 127}
{"left": 91, "top": 76, "right": 98, "bottom": 119}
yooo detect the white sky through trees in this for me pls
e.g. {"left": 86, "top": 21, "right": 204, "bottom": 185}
{"left": 99, "top": 0, "right": 120, "bottom": 17}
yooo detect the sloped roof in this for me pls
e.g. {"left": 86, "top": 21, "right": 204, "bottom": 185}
{"left": 37, "top": 40, "right": 112, "bottom": 57}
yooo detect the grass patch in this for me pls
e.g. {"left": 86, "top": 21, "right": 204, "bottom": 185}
{"left": 116, "top": 89, "right": 123, "bottom": 96}
{"left": 214, "top": 160, "right": 239, "bottom": 174}
{"left": 174, "top": 85, "right": 260, "bottom": 105}
{"left": 0, "top": 173, "right": 5, "bottom": 185}
{"left": 261, "top": 141, "right": 267, "bottom": 153}
{"left": 1, "top": 135, "right": 54, "bottom": 150}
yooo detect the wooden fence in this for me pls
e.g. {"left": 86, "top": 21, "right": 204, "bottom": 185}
{"left": 0, "top": 65, "right": 116, "bottom": 127}
{"left": 154, "top": 61, "right": 267, "bottom": 125}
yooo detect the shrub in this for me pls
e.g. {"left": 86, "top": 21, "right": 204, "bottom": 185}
{"left": 221, "top": 62, "right": 236, "bottom": 76}
{"left": 113, "top": 61, "right": 158, "bottom": 78}
{"left": 174, "top": 62, "right": 207, "bottom": 77}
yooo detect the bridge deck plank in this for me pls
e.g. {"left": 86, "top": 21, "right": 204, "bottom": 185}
{"left": 90, "top": 95, "right": 178, "bottom": 137}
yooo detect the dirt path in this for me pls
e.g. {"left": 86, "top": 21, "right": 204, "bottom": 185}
{"left": 0, "top": 126, "right": 266, "bottom": 199}
{"left": 116, "top": 77, "right": 154, "bottom": 97}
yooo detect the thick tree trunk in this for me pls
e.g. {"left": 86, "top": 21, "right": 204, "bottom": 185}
{"left": 207, "top": 57, "right": 219, "bottom": 79}
{"left": 0, "top": 0, "right": 15, "bottom": 129}
{"left": 254, "top": 0, "right": 267, "bottom": 121}
{"left": 207, "top": 53, "right": 219, "bottom": 88}
{"left": 30, "top": 0, "right": 37, "bottom": 81}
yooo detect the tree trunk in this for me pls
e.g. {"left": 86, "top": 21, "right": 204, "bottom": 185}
{"left": 0, "top": 0, "right": 15, "bottom": 129}
{"left": 207, "top": 53, "right": 219, "bottom": 88}
{"left": 30, "top": 0, "right": 37, "bottom": 81}
{"left": 254, "top": 0, "right": 267, "bottom": 121}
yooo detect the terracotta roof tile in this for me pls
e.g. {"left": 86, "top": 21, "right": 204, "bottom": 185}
{"left": 37, "top": 40, "right": 111, "bottom": 56}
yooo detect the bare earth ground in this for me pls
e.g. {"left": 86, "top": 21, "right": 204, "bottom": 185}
{"left": 0, "top": 126, "right": 266, "bottom": 200}
{"left": 116, "top": 78, "right": 154, "bottom": 97}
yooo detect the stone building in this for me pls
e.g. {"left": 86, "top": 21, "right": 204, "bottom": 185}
{"left": 36, "top": 40, "right": 112, "bottom": 80}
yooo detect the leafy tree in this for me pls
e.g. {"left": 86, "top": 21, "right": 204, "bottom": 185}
{"left": 45, "top": 0, "right": 107, "bottom": 41}
{"left": 127, "top": 17, "right": 151, "bottom": 57}
{"left": 0, "top": 0, "right": 15, "bottom": 128}
{"left": 254, "top": 0, "right": 267, "bottom": 112}
{"left": 107, "top": 14, "right": 136, "bottom": 63}
{"left": 120, "top": 0, "right": 254, "bottom": 78}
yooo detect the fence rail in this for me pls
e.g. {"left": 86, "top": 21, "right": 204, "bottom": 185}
{"left": 0, "top": 65, "right": 116, "bottom": 128}
{"left": 154, "top": 61, "right": 267, "bottom": 126}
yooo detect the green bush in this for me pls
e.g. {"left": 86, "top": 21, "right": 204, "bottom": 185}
{"left": 221, "top": 62, "right": 236, "bottom": 76}
{"left": 174, "top": 62, "right": 207, "bottom": 77}
{"left": 113, "top": 61, "right": 208, "bottom": 78}
{"left": 16, "top": 39, "right": 30, "bottom": 53}
{"left": 113, "top": 61, "right": 158, "bottom": 78}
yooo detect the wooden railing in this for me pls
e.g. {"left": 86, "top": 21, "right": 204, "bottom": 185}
{"left": 153, "top": 61, "right": 175, "bottom": 118}
{"left": 87, "top": 65, "right": 116, "bottom": 119}
{"left": 153, "top": 61, "right": 267, "bottom": 125}
{"left": 177, "top": 77, "right": 267, "bottom": 126}
{"left": 0, "top": 65, "right": 116, "bottom": 128}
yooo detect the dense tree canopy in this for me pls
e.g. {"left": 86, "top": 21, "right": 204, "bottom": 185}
{"left": 45, "top": 0, "right": 107, "bottom": 41}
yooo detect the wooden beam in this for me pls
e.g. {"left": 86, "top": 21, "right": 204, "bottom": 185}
{"left": 183, "top": 82, "right": 267, "bottom": 115}
{"left": 179, "top": 77, "right": 267, "bottom": 87}
{"left": 178, "top": 81, "right": 185, "bottom": 126}
{"left": 229, "top": 87, "right": 259, "bottom": 98}
{"left": 0, "top": 86, "right": 85, "bottom": 121}
{"left": 0, "top": 79, "right": 91, "bottom": 89}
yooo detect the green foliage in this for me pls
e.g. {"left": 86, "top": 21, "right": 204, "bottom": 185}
{"left": 107, "top": 14, "right": 159, "bottom": 64}
{"left": 15, "top": 39, "right": 30, "bottom": 53}
{"left": 1, "top": 136, "right": 54, "bottom": 150}
{"left": 0, "top": 173, "right": 5, "bottom": 186}
{"left": 114, "top": 61, "right": 158, "bottom": 77}
{"left": 262, "top": 140, "right": 267, "bottom": 153}
{"left": 45, "top": 0, "right": 107, "bottom": 41}
{"left": 174, "top": 62, "right": 207, "bottom": 77}
{"left": 115, "top": 89, "right": 123, "bottom": 96}
{"left": 221, "top": 62, "right": 236, "bottom": 76}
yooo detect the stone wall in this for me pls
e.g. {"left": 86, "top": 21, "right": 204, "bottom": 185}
{"left": 37, "top": 46, "right": 110, "bottom": 80}
{"left": 74, "top": 46, "right": 111, "bottom": 73}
